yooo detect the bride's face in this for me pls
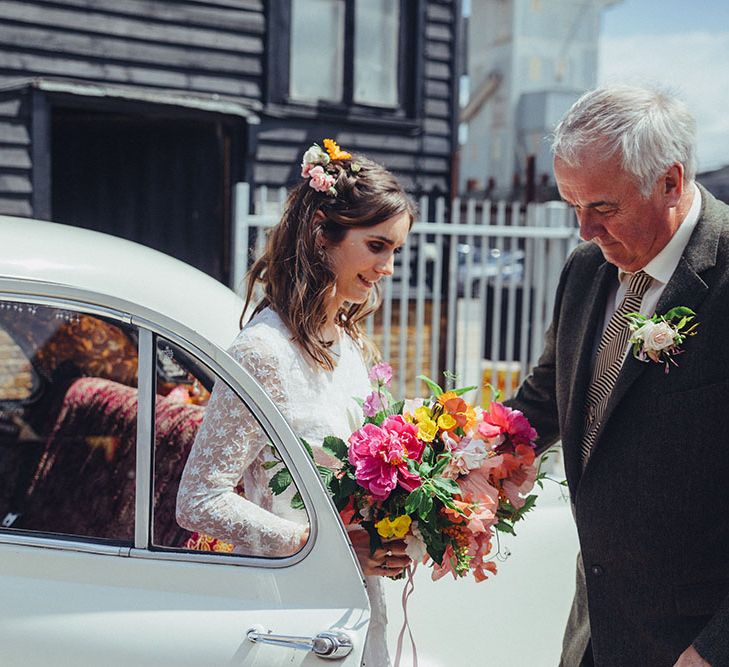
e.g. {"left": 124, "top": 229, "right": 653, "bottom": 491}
{"left": 325, "top": 211, "right": 410, "bottom": 308}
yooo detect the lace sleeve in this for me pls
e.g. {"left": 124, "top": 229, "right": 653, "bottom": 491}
{"left": 176, "top": 333, "right": 307, "bottom": 557}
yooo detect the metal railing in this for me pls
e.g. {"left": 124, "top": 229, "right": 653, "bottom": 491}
{"left": 232, "top": 183, "right": 580, "bottom": 404}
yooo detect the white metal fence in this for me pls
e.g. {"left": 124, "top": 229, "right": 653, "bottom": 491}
{"left": 232, "top": 183, "right": 580, "bottom": 404}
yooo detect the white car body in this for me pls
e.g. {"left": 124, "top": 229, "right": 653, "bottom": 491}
{"left": 0, "top": 216, "right": 578, "bottom": 666}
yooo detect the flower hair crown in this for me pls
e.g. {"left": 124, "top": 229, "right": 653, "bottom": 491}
{"left": 300, "top": 138, "right": 360, "bottom": 196}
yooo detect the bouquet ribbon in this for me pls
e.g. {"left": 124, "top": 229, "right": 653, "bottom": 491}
{"left": 393, "top": 563, "right": 418, "bottom": 667}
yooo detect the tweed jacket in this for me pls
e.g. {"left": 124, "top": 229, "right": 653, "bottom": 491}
{"left": 508, "top": 185, "right": 729, "bottom": 666}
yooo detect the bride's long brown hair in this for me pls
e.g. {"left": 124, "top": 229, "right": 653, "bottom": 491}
{"left": 242, "top": 153, "right": 415, "bottom": 370}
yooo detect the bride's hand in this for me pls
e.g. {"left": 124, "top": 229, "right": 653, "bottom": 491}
{"left": 348, "top": 529, "right": 411, "bottom": 577}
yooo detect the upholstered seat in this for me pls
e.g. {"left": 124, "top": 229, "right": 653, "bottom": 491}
{"left": 20, "top": 377, "right": 204, "bottom": 546}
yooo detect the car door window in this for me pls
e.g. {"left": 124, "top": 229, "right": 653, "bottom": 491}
{"left": 0, "top": 300, "right": 138, "bottom": 543}
{"left": 152, "top": 337, "right": 309, "bottom": 558}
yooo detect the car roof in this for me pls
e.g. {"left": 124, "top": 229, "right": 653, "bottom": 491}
{"left": 0, "top": 215, "right": 243, "bottom": 348}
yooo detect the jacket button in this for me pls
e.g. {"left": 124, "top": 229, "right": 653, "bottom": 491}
{"left": 590, "top": 564, "right": 604, "bottom": 576}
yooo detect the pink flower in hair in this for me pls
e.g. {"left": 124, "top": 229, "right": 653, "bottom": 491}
{"left": 308, "top": 165, "right": 336, "bottom": 193}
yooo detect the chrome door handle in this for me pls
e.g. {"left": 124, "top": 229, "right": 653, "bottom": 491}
{"left": 246, "top": 625, "right": 353, "bottom": 660}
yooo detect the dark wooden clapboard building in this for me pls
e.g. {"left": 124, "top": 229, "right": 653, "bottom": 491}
{"left": 0, "top": 0, "right": 460, "bottom": 286}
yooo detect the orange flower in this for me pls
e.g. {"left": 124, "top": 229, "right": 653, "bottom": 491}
{"left": 438, "top": 394, "right": 477, "bottom": 431}
{"left": 473, "top": 559, "right": 498, "bottom": 583}
{"left": 442, "top": 495, "right": 496, "bottom": 535}
{"left": 437, "top": 391, "right": 458, "bottom": 404}
{"left": 324, "top": 138, "right": 352, "bottom": 160}
{"left": 183, "top": 532, "right": 234, "bottom": 553}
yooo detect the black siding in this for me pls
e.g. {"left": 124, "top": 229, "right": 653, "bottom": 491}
{"left": 0, "top": 88, "right": 32, "bottom": 216}
{"left": 0, "top": 0, "right": 458, "bottom": 212}
{"left": 0, "top": 0, "right": 265, "bottom": 104}
{"left": 254, "top": 0, "right": 458, "bottom": 196}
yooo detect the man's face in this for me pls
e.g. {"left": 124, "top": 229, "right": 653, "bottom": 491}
{"left": 554, "top": 153, "right": 682, "bottom": 272}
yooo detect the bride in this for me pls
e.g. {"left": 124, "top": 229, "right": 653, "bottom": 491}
{"left": 176, "top": 139, "right": 415, "bottom": 665}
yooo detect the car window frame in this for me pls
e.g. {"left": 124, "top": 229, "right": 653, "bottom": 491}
{"left": 0, "top": 278, "right": 322, "bottom": 570}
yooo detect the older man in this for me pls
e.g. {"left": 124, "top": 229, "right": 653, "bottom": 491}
{"left": 508, "top": 85, "right": 729, "bottom": 665}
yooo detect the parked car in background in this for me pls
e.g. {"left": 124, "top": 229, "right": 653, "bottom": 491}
{"left": 457, "top": 243, "right": 525, "bottom": 296}
{"left": 0, "top": 216, "right": 577, "bottom": 666}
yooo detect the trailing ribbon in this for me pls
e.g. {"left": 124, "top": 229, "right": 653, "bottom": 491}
{"left": 393, "top": 563, "right": 418, "bottom": 667}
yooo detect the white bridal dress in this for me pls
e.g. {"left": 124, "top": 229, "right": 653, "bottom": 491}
{"left": 176, "top": 307, "right": 390, "bottom": 666}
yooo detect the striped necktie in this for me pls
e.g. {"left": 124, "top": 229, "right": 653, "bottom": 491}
{"left": 580, "top": 270, "right": 653, "bottom": 467}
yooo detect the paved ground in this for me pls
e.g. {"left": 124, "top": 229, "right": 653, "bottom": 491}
{"left": 383, "top": 478, "right": 578, "bottom": 667}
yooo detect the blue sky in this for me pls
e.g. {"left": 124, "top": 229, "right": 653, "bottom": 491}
{"left": 598, "top": 0, "right": 729, "bottom": 171}
{"left": 602, "top": 1, "right": 729, "bottom": 38}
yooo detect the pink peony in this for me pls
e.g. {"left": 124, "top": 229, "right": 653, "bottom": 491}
{"left": 368, "top": 362, "right": 393, "bottom": 386}
{"left": 348, "top": 415, "right": 423, "bottom": 500}
{"left": 307, "top": 165, "right": 336, "bottom": 193}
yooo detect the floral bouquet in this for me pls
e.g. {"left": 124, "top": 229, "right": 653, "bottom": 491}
{"left": 625, "top": 306, "right": 698, "bottom": 373}
{"left": 284, "top": 362, "right": 544, "bottom": 582}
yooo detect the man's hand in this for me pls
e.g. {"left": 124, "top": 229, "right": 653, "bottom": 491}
{"left": 673, "top": 645, "right": 711, "bottom": 667}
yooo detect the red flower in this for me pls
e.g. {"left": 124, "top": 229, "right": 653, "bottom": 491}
{"left": 481, "top": 402, "right": 537, "bottom": 452}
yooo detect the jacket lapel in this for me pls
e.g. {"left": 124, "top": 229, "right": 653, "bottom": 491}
{"left": 583, "top": 186, "right": 720, "bottom": 467}
{"left": 562, "top": 259, "right": 615, "bottom": 487}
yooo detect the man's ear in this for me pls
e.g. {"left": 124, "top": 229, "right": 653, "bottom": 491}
{"left": 663, "top": 163, "right": 684, "bottom": 206}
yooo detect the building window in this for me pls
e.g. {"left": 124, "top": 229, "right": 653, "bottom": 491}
{"left": 353, "top": 0, "right": 400, "bottom": 106}
{"left": 290, "top": 0, "right": 345, "bottom": 103}
{"left": 272, "top": 0, "right": 418, "bottom": 116}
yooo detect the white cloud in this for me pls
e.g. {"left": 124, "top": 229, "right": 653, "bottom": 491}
{"left": 599, "top": 31, "right": 729, "bottom": 171}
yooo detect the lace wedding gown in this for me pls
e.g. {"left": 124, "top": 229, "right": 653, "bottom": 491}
{"left": 176, "top": 307, "right": 390, "bottom": 666}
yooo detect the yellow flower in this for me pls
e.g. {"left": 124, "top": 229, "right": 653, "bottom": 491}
{"left": 414, "top": 406, "right": 433, "bottom": 422}
{"left": 376, "top": 515, "right": 412, "bottom": 539}
{"left": 323, "top": 138, "right": 352, "bottom": 161}
{"left": 437, "top": 413, "right": 457, "bottom": 431}
{"left": 439, "top": 393, "right": 478, "bottom": 432}
{"left": 418, "top": 418, "right": 438, "bottom": 442}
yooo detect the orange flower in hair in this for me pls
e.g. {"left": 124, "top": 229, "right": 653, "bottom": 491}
{"left": 324, "top": 138, "right": 352, "bottom": 161}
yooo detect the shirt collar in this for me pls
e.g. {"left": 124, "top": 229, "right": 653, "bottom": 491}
{"left": 619, "top": 182, "right": 701, "bottom": 286}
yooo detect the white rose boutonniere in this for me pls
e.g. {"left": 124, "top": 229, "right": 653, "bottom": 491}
{"left": 625, "top": 306, "right": 699, "bottom": 373}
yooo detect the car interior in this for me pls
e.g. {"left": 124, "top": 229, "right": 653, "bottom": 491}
{"left": 0, "top": 301, "right": 211, "bottom": 548}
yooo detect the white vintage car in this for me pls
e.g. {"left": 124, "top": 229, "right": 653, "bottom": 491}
{"left": 0, "top": 215, "right": 578, "bottom": 667}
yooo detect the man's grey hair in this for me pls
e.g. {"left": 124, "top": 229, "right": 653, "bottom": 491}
{"left": 551, "top": 85, "right": 697, "bottom": 197}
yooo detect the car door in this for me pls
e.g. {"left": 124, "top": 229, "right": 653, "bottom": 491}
{"left": 0, "top": 286, "right": 371, "bottom": 667}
